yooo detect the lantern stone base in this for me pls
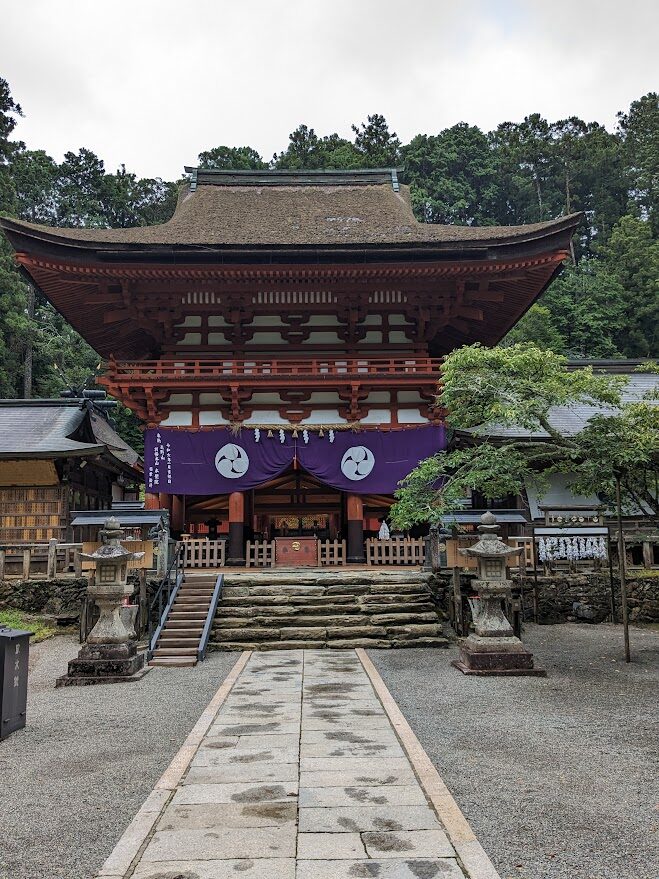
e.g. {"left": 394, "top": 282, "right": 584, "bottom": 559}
{"left": 452, "top": 635, "right": 546, "bottom": 677}
{"left": 55, "top": 641, "right": 149, "bottom": 687}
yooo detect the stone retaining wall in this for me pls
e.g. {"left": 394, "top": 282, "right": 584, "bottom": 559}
{"left": 516, "top": 573, "right": 659, "bottom": 624}
{"left": 0, "top": 577, "right": 88, "bottom": 620}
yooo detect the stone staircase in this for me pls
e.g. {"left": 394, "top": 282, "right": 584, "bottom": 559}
{"left": 211, "top": 569, "right": 447, "bottom": 650}
{"left": 149, "top": 573, "right": 217, "bottom": 667}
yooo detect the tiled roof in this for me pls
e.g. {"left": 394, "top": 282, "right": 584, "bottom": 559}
{"left": 466, "top": 372, "right": 658, "bottom": 440}
{"left": 0, "top": 399, "right": 140, "bottom": 469}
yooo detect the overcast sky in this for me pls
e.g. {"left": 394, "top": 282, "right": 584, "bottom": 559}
{"left": 2, "top": 0, "right": 658, "bottom": 181}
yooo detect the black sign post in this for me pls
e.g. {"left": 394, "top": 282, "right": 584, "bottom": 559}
{"left": 0, "top": 626, "right": 33, "bottom": 740}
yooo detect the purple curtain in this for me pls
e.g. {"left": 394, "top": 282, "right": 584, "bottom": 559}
{"left": 145, "top": 425, "right": 445, "bottom": 496}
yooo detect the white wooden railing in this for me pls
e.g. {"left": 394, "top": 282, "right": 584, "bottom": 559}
{"left": 183, "top": 538, "right": 226, "bottom": 568}
{"left": 319, "top": 539, "right": 346, "bottom": 566}
{"left": 246, "top": 540, "right": 275, "bottom": 568}
{"left": 366, "top": 538, "right": 426, "bottom": 566}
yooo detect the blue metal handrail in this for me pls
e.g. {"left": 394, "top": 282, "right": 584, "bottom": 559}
{"left": 198, "top": 572, "right": 224, "bottom": 663}
{"left": 147, "top": 542, "right": 184, "bottom": 660}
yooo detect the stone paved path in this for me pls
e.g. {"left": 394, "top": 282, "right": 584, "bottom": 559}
{"left": 99, "top": 650, "right": 499, "bottom": 879}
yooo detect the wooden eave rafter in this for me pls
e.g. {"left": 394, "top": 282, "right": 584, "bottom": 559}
{"left": 14, "top": 250, "right": 570, "bottom": 359}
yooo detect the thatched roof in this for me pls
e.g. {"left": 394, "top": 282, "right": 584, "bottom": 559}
{"left": 0, "top": 168, "right": 581, "bottom": 254}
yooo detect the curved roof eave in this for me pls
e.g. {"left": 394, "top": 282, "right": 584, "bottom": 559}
{"left": 0, "top": 212, "right": 584, "bottom": 261}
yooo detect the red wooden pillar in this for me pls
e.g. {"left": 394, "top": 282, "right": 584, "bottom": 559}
{"left": 145, "top": 492, "right": 160, "bottom": 510}
{"left": 346, "top": 493, "right": 365, "bottom": 564}
{"left": 171, "top": 494, "right": 185, "bottom": 533}
{"left": 227, "top": 491, "right": 246, "bottom": 566}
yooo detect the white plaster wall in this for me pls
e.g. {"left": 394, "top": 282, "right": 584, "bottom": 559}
{"left": 160, "top": 411, "right": 193, "bottom": 426}
{"left": 388, "top": 330, "right": 412, "bottom": 343}
{"left": 360, "top": 331, "right": 383, "bottom": 344}
{"left": 397, "top": 408, "right": 428, "bottom": 423}
{"left": 199, "top": 393, "right": 225, "bottom": 405}
{"left": 199, "top": 411, "right": 230, "bottom": 425}
{"left": 177, "top": 333, "right": 202, "bottom": 345}
{"left": 307, "top": 314, "right": 340, "bottom": 326}
{"left": 250, "top": 316, "right": 285, "bottom": 326}
{"left": 397, "top": 391, "right": 424, "bottom": 403}
{"left": 208, "top": 332, "right": 231, "bottom": 345}
{"left": 301, "top": 410, "right": 348, "bottom": 424}
{"left": 245, "top": 332, "right": 287, "bottom": 346}
{"left": 360, "top": 409, "right": 392, "bottom": 424}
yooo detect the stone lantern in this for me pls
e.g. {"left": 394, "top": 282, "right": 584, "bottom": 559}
{"left": 56, "top": 517, "right": 148, "bottom": 687}
{"left": 452, "top": 512, "right": 545, "bottom": 676}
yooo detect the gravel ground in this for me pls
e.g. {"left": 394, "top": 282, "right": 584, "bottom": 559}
{"left": 0, "top": 636, "right": 238, "bottom": 879}
{"left": 369, "top": 622, "right": 659, "bottom": 879}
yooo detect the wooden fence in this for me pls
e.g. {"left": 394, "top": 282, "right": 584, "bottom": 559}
{"left": 319, "top": 539, "right": 346, "bottom": 566}
{"left": 81, "top": 539, "right": 154, "bottom": 572}
{"left": 366, "top": 538, "right": 426, "bottom": 566}
{"left": 246, "top": 540, "right": 275, "bottom": 567}
{"left": 182, "top": 538, "right": 226, "bottom": 568}
{"left": 444, "top": 535, "right": 534, "bottom": 570}
{"left": 0, "top": 541, "right": 83, "bottom": 580}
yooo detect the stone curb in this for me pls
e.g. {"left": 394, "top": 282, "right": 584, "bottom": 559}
{"left": 355, "top": 647, "right": 502, "bottom": 879}
{"left": 95, "top": 650, "right": 252, "bottom": 878}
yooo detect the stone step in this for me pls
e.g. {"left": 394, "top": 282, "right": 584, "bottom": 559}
{"left": 213, "top": 611, "right": 436, "bottom": 630}
{"left": 216, "top": 640, "right": 327, "bottom": 651}
{"left": 153, "top": 647, "right": 199, "bottom": 657}
{"left": 149, "top": 656, "right": 198, "bottom": 667}
{"left": 370, "top": 611, "right": 439, "bottom": 625}
{"left": 222, "top": 582, "right": 429, "bottom": 598}
{"left": 215, "top": 637, "right": 393, "bottom": 650}
{"left": 214, "top": 621, "right": 418, "bottom": 643}
{"left": 219, "top": 590, "right": 430, "bottom": 608}
{"left": 222, "top": 571, "right": 430, "bottom": 587}
{"left": 229, "top": 600, "right": 433, "bottom": 616}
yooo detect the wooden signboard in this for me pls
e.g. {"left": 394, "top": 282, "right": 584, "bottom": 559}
{"left": 275, "top": 537, "right": 318, "bottom": 567}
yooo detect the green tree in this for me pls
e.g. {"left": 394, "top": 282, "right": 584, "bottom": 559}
{"left": 618, "top": 92, "right": 659, "bottom": 233}
{"left": 56, "top": 148, "right": 106, "bottom": 226}
{"left": 352, "top": 114, "right": 401, "bottom": 167}
{"left": 0, "top": 77, "right": 22, "bottom": 213}
{"left": 11, "top": 149, "right": 59, "bottom": 223}
{"left": 601, "top": 215, "right": 659, "bottom": 357}
{"left": 99, "top": 165, "right": 176, "bottom": 228}
{"left": 198, "top": 146, "right": 267, "bottom": 170}
{"left": 273, "top": 125, "right": 361, "bottom": 169}
{"left": 491, "top": 114, "right": 563, "bottom": 223}
{"left": 501, "top": 304, "right": 566, "bottom": 353}
{"left": 402, "top": 124, "right": 499, "bottom": 224}
{"left": 390, "top": 344, "right": 657, "bottom": 527}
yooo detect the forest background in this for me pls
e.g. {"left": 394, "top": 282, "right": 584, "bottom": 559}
{"left": 0, "top": 76, "right": 657, "bottom": 451}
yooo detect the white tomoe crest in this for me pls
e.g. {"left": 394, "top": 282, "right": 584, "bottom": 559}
{"left": 340, "top": 445, "right": 375, "bottom": 480}
{"left": 215, "top": 443, "right": 250, "bottom": 478}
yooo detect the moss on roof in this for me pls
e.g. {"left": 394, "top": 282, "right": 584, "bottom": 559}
{"left": 1, "top": 174, "right": 582, "bottom": 250}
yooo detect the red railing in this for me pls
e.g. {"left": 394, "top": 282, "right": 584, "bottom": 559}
{"left": 106, "top": 357, "right": 443, "bottom": 381}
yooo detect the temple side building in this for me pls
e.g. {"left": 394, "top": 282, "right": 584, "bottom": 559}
{"left": 0, "top": 396, "right": 141, "bottom": 543}
{"left": 0, "top": 168, "right": 580, "bottom": 565}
